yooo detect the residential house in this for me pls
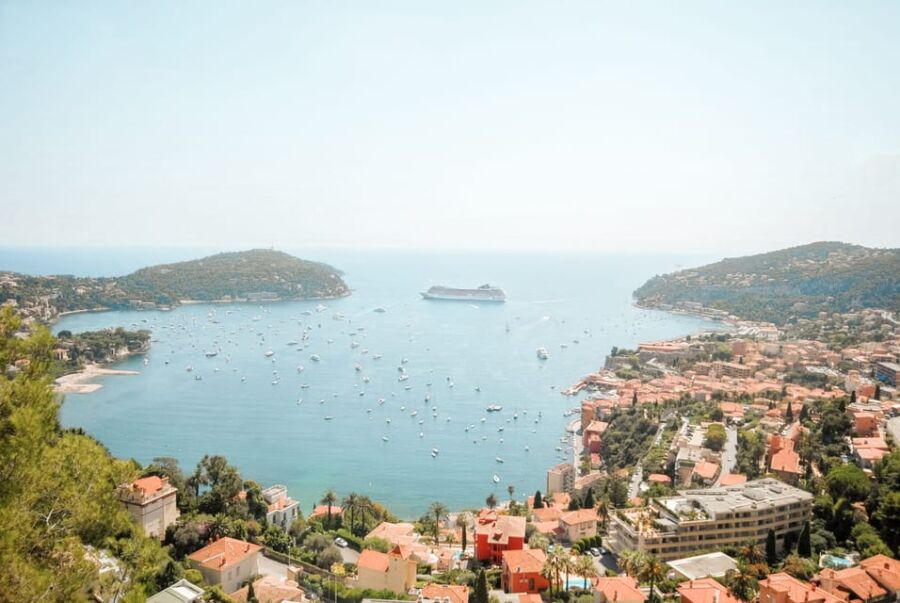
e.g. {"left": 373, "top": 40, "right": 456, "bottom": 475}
{"left": 186, "top": 537, "right": 261, "bottom": 594}
{"left": 677, "top": 578, "right": 741, "bottom": 603}
{"left": 231, "top": 576, "right": 306, "bottom": 603}
{"left": 593, "top": 577, "right": 647, "bottom": 603}
{"left": 758, "top": 573, "right": 843, "bottom": 603}
{"left": 420, "top": 584, "right": 469, "bottom": 603}
{"left": 501, "top": 548, "right": 549, "bottom": 594}
{"left": 117, "top": 476, "right": 179, "bottom": 539}
{"left": 817, "top": 567, "right": 887, "bottom": 603}
{"left": 475, "top": 512, "right": 526, "bottom": 565}
{"left": 559, "top": 509, "right": 598, "bottom": 543}
{"left": 859, "top": 555, "right": 900, "bottom": 599}
{"left": 262, "top": 485, "right": 300, "bottom": 530}
{"left": 355, "top": 546, "right": 417, "bottom": 594}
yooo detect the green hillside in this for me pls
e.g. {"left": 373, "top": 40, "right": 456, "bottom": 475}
{"left": 633, "top": 242, "right": 900, "bottom": 324}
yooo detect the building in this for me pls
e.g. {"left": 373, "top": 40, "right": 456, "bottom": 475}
{"left": 712, "top": 361, "right": 754, "bottom": 379}
{"left": 559, "top": 509, "right": 598, "bottom": 543}
{"left": 262, "top": 484, "right": 300, "bottom": 530}
{"left": 547, "top": 463, "right": 575, "bottom": 495}
{"left": 875, "top": 362, "right": 899, "bottom": 386}
{"left": 593, "top": 577, "right": 647, "bottom": 603}
{"left": 367, "top": 522, "right": 419, "bottom": 547}
{"left": 231, "top": 576, "right": 306, "bottom": 603}
{"left": 187, "top": 537, "right": 261, "bottom": 594}
{"left": 355, "top": 546, "right": 417, "bottom": 594}
{"left": 117, "top": 476, "right": 179, "bottom": 539}
{"left": 420, "top": 584, "right": 470, "bottom": 603}
{"left": 475, "top": 512, "right": 526, "bottom": 565}
{"left": 859, "top": 555, "right": 900, "bottom": 598}
{"left": 677, "top": 578, "right": 741, "bottom": 603}
{"left": 667, "top": 552, "right": 739, "bottom": 581}
{"left": 759, "top": 573, "right": 845, "bottom": 603}
{"left": 606, "top": 479, "right": 813, "bottom": 561}
{"left": 147, "top": 579, "right": 205, "bottom": 603}
{"left": 817, "top": 567, "right": 887, "bottom": 603}
{"left": 500, "top": 548, "right": 549, "bottom": 594}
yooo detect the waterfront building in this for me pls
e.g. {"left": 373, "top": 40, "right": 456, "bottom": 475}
{"left": 547, "top": 463, "right": 575, "bottom": 495}
{"left": 186, "top": 537, "right": 261, "bottom": 594}
{"left": 606, "top": 479, "right": 812, "bottom": 561}
{"left": 475, "top": 511, "right": 526, "bottom": 565}
{"left": 117, "top": 476, "right": 179, "bottom": 539}
{"left": 261, "top": 484, "right": 300, "bottom": 530}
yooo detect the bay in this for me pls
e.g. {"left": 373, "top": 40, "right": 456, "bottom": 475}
{"left": 3, "top": 248, "right": 723, "bottom": 517}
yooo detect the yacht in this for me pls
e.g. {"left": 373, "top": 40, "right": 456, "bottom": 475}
{"left": 486, "top": 405, "right": 503, "bottom": 412}
{"left": 492, "top": 474, "right": 501, "bottom": 483}
{"left": 536, "top": 347, "right": 550, "bottom": 360}
{"left": 310, "top": 354, "right": 320, "bottom": 362}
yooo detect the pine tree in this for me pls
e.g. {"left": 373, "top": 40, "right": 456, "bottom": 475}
{"left": 534, "top": 490, "right": 544, "bottom": 509}
{"left": 766, "top": 528, "right": 777, "bottom": 567}
{"left": 798, "top": 404, "right": 808, "bottom": 422}
{"left": 583, "top": 487, "right": 595, "bottom": 509}
{"left": 785, "top": 402, "right": 794, "bottom": 422}
{"left": 798, "top": 520, "right": 811, "bottom": 557}
{"left": 475, "top": 570, "right": 489, "bottom": 603}
{"left": 850, "top": 390, "right": 857, "bottom": 405}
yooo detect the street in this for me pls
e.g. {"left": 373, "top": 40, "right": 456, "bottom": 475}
{"left": 714, "top": 425, "right": 738, "bottom": 485}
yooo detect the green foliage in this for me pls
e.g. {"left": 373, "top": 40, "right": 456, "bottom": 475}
{"left": 601, "top": 408, "right": 658, "bottom": 471}
{"left": 736, "top": 430, "right": 765, "bottom": 479}
{"left": 704, "top": 423, "right": 727, "bottom": 452}
{"left": 474, "top": 570, "right": 489, "bottom": 603}
{"left": 633, "top": 242, "right": 900, "bottom": 324}
{"left": 766, "top": 529, "right": 777, "bottom": 567}
{"left": 317, "top": 545, "right": 344, "bottom": 569}
{"left": 825, "top": 464, "right": 871, "bottom": 503}
{"left": 797, "top": 521, "right": 811, "bottom": 558}
{"left": 851, "top": 523, "right": 893, "bottom": 558}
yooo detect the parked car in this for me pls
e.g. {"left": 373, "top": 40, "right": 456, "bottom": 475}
{"left": 334, "top": 537, "right": 348, "bottom": 548}
{"left": 589, "top": 547, "right": 601, "bottom": 557}
{"left": 598, "top": 546, "right": 607, "bottom": 555}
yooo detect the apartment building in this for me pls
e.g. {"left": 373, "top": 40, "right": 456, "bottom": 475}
{"left": 606, "top": 479, "right": 812, "bottom": 561}
{"left": 546, "top": 463, "right": 575, "bottom": 495}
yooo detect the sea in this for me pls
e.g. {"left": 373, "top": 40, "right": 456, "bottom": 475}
{"left": 0, "top": 247, "right": 724, "bottom": 518}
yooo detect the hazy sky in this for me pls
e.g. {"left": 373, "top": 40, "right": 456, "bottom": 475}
{"left": 1, "top": 1, "right": 898, "bottom": 253}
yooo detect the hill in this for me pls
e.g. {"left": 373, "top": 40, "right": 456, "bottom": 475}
{"left": 0, "top": 249, "right": 349, "bottom": 323}
{"left": 633, "top": 241, "right": 900, "bottom": 324}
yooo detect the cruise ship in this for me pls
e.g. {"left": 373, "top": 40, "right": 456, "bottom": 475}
{"left": 420, "top": 284, "right": 506, "bottom": 302}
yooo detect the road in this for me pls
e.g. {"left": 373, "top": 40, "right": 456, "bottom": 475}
{"left": 339, "top": 546, "right": 360, "bottom": 564}
{"left": 258, "top": 554, "right": 289, "bottom": 581}
{"left": 627, "top": 422, "right": 666, "bottom": 499}
{"left": 714, "top": 425, "right": 738, "bottom": 486}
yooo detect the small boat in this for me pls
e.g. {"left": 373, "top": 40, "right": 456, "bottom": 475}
{"left": 486, "top": 405, "right": 503, "bottom": 412}
{"left": 495, "top": 457, "right": 504, "bottom": 463}
{"left": 536, "top": 347, "right": 550, "bottom": 360}
{"left": 195, "top": 375, "right": 203, "bottom": 381}
{"left": 310, "top": 354, "right": 320, "bottom": 362}
{"left": 205, "top": 351, "right": 217, "bottom": 358}
{"left": 185, "top": 365, "right": 194, "bottom": 372}
{"left": 432, "top": 448, "right": 440, "bottom": 455}
{"left": 264, "top": 350, "right": 274, "bottom": 357}
{"left": 382, "top": 436, "right": 389, "bottom": 442}
{"left": 354, "top": 363, "right": 362, "bottom": 372}
{"left": 398, "top": 374, "right": 409, "bottom": 382}
{"left": 297, "top": 365, "right": 304, "bottom": 373}
{"left": 374, "top": 307, "right": 386, "bottom": 313}
{"left": 493, "top": 474, "right": 501, "bottom": 483}
{"left": 373, "top": 354, "right": 383, "bottom": 360}
{"left": 315, "top": 304, "right": 327, "bottom": 313}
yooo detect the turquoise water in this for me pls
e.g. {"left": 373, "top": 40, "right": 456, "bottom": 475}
{"left": 3, "top": 248, "right": 722, "bottom": 517}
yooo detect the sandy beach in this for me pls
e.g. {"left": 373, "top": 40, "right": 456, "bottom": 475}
{"left": 54, "top": 365, "right": 139, "bottom": 394}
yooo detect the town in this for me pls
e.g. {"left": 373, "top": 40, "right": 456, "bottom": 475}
{"left": 9, "top": 302, "right": 891, "bottom": 603}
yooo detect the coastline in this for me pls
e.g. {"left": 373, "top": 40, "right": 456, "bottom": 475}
{"left": 54, "top": 364, "right": 140, "bottom": 394}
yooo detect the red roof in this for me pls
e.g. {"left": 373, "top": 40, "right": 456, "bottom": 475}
{"left": 422, "top": 584, "right": 469, "bottom": 603}
{"left": 718, "top": 473, "right": 747, "bottom": 486}
{"left": 132, "top": 476, "right": 166, "bottom": 495}
{"left": 502, "top": 548, "right": 546, "bottom": 574}
{"left": 187, "top": 537, "right": 261, "bottom": 571}
{"left": 594, "top": 577, "right": 646, "bottom": 603}
{"left": 678, "top": 579, "right": 741, "bottom": 603}
{"left": 357, "top": 549, "right": 390, "bottom": 572}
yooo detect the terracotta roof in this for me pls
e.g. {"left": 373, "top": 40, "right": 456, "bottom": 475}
{"left": 357, "top": 549, "right": 390, "bottom": 573}
{"left": 819, "top": 568, "right": 887, "bottom": 601}
{"left": 718, "top": 473, "right": 747, "bottom": 486}
{"left": 132, "top": 476, "right": 167, "bottom": 495}
{"left": 586, "top": 421, "right": 609, "bottom": 434}
{"left": 502, "top": 548, "right": 546, "bottom": 574}
{"left": 230, "top": 576, "right": 305, "bottom": 603}
{"left": 310, "top": 505, "right": 343, "bottom": 518}
{"left": 187, "top": 537, "right": 261, "bottom": 571}
{"left": 518, "top": 595, "right": 543, "bottom": 603}
{"left": 770, "top": 440, "right": 802, "bottom": 475}
{"left": 857, "top": 448, "right": 888, "bottom": 461}
{"left": 594, "top": 577, "right": 646, "bottom": 603}
{"left": 560, "top": 509, "right": 598, "bottom": 526}
{"left": 693, "top": 461, "right": 719, "bottom": 481}
{"left": 761, "top": 573, "right": 843, "bottom": 603}
{"left": 678, "top": 578, "right": 741, "bottom": 603}
{"left": 531, "top": 507, "right": 561, "bottom": 522}
{"left": 648, "top": 473, "right": 672, "bottom": 484}
{"left": 852, "top": 437, "right": 889, "bottom": 450}
{"left": 860, "top": 555, "right": 900, "bottom": 592}
{"left": 422, "top": 584, "right": 469, "bottom": 603}
{"left": 366, "top": 521, "right": 417, "bottom": 545}
{"left": 475, "top": 514, "right": 526, "bottom": 544}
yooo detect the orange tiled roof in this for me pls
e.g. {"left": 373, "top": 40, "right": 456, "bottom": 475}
{"left": 693, "top": 461, "right": 719, "bottom": 481}
{"left": 718, "top": 473, "right": 747, "bottom": 486}
{"left": 131, "top": 476, "right": 166, "bottom": 495}
{"left": 678, "top": 578, "right": 741, "bottom": 603}
{"left": 648, "top": 473, "right": 672, "bottom": 484}
{"left": 310, "top": 505, "right": 343, "bottom": 518}
{"left": 187, "top": 537, "right": 261, "bottom": 571}
{"left": 532, "top": 507, "right": 561, "bottom": 522}
{"left": 476, "top": 514, "right": 526, "bottom": 544}
{"left": 820, "top": 568, "right": 887, "bottom": 601}
{"left": 761, "top": 573, "right": 843, "bottom": 603}
{"left": 560, "top": 509, "right": 598, "bottom": 526}
{"left": 594, "top": 577, "right": 646, "bottom": 603}
{"left": 357, "top": 549, "right": 390, "bottom": 572}
{"left": 860, "top": 555, "right": 900, "bottom": 592}
{"left": 502, "top": 548, "right": 546, "bottom": 574}
{"left": 231, "top": 576, "right": 305, "bottom": 603}
{"left": 422, "top": 584, "right": 469, "bottom": 603}
{"left": 518, "top": 595, "right": 543, "bottom": 603}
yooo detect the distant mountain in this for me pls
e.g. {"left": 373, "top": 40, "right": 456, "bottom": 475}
{"left": 633, "top": 242, "right": 900, "bottom": 324}
{"left": 1, "top": 249, "right": 349, "bottom": 322}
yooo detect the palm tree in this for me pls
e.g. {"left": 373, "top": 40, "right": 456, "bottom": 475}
{"left": 542, "top": 549, "right": 565, "bottom": 595}
{"left": 486, "top": 493, "right": 497, "bottom": 510}
{"left": 357, "top": 495, "right": 375, "bottom": 532}
{"left": 738, "top": 541, "right": 765, "bottom": 565}
{"left": 507, "top": 484, "right": 515, "bottom": 502}
{"left": 575, "top": 555, "right": 598, "bottom": 588}
{"left": 619, "top": 550, "right": 646, "bottom": 579}
{"left": 725, "top": 563, "right": 758, "bottom": 603}
{"left": 342, "top": 492, "right": 360, "bottom": 534}
{"left": 428, "top": 501, "right": 449, "bottom": 543}
{"left": 320, "top": 489, "right": 337, "bottom": 529}
{"left": 455, "top": 513, "right": 470, "bottom": 552}
{"left": 639, "top": 555, "right": 666, "bottom": 603}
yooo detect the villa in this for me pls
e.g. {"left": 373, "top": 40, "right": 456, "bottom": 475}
{"left": 500, "top": 548, "right": 549, "bottom": 594}
{"left": 474, "top": 511, "right": 526, "bottom": 565}
{"left": 355, "top": 546, "right": 417, "bottom": 594}
{"left": 117, "top": 475, "right": 179, "bottom": 539}
{"left": 186, "top": 537, "right": 261, "bottom": 594}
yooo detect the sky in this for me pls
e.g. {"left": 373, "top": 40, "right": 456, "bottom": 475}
{"left": 1, "top": 1, "right": 898, "bottom": 254}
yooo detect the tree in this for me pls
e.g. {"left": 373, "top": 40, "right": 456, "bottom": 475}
{"left": 534, "top": 491, "right": 544, "bottom": 509}
{"left": 639, "top": 555, "right": 666, "bottom": 603}
{"left": 849, "top": 390, "right": 856, "bottom": 405}
{"left": 874, "top": 385, "right": 881, "bottom": 400}
{"left": 247, "top": 579, "right": 258, "bottom": 603}
{"left": 737, "top": 542, "right": 764, "bottom": 565}
{"left": 766, "top": 529, "right": 777, "bottom": 567}
{"left": 428, "top": 501, "right": 449, "bottom": 543}
{"left": 704, "top": 424, "right": 727, "bottom": 452}
{"left": 342, "top": 492, "right": 360, "bottom": 534}
{"left": 632, "top": 391, "right": 638, "bottom": 407}
{"left": 825, "top": 464, "right": 871, "bottom": 502}
{"left": 797, "top": 521, "right": 811, "bottom": 558}
{"left": 474, "top": 569, "right": 489, "bottom": 603}
{"left": 456, "top": 513, "right": 469, "bottom": 552}
{"left": 724, "top": 563, "right": 757, "bottom": 602}
{"left": 190, "top": 455, "right": 243, "bottom": 515}
{"left": 873, "top": 491, "right": 900, "bottom": 554}
{"left": 485, "top": 493, "right": 497, "bottom": 510}
{"left": 619, "top": 550, "right": 646, "bottom": 579}
{"left": 575, "top": 555, "right": 598, "bottom": 584}
{"left": 606, "top": 477, "right": 628, "bottom": 508}
{"left": 798, "top": 404, "right": 809, "bottom": 422}
{"left": 583, "top": 487, "right": 595, "bottom": 509}
{"left": 316, "top": 545, "right": 343, "bottom": 569}
{"left": 785, "top": 402, "right": 794, "bottom": 423}
{"left": 320, "top": 490, "right": 337, "bottom": 528}
{"left": 507, "top": 484, "right": 515, "bottom": 502}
